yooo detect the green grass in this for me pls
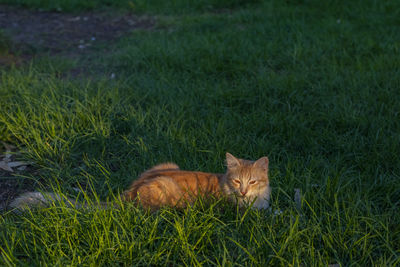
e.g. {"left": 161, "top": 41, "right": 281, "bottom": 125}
{"left": 0, "top": 30, "right": 11, "bottom": 53}
{"left": 1, "top": 0, "right": 400, "bottom": 265}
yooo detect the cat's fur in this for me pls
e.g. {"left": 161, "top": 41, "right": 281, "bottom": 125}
{"left": 10, "top": 153, "right": 271, "bottom": 211}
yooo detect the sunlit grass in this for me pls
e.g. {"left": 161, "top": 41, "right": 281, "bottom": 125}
{"left": 1, "top": 0, "right": 400, "bottom": 265}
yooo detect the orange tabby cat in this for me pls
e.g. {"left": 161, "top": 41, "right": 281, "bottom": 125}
{"left": 10, "top": 153, "right": 271, "bottom": 211}
{"left": 122, "top": 153, "right": 271, "bottom": 210}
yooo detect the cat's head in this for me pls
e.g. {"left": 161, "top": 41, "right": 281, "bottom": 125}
{"left": 224, "top": 152, "right": 270, "bottom": 199}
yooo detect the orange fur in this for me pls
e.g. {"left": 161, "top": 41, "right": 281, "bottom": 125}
{"left": 122, "top": 170, "right": 222, "bottom": 209}
{"left": 122, "top": 153, "right": 271, "bottom": 210}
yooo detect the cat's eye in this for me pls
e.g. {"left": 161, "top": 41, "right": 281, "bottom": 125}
{"left": 249, "top": 180, "right": 257, "bottom": 185}
{"left": 234, "top": 179, "right": 241, "bottom": 184}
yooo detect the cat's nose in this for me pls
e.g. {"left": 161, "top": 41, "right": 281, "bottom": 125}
{"left": 240, "top": 191, "right": 247, "bottom": 196}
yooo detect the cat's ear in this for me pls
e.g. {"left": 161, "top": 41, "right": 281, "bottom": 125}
{"left": 254, "top": 156, "right": 269, "bottom": 173}
{"left": 226, "top": 152, "right": 241, "bottom": 169}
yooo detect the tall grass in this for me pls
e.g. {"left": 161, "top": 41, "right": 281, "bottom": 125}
{"left": 1, "top": 0, "right": 399, "bottom": 265}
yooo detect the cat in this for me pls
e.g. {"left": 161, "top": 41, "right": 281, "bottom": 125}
{"left": 9, "top": 153, "right": 271, "bottom": 211}
{"left": 122, "top": 153, "right": 271, "bottom": 210}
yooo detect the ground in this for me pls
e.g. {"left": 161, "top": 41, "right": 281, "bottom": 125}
{"left": 0, "top": 5, "right": 154, "bottom": 64}
{"left": 0, "top": 4, "right": 154, "bottom": 209}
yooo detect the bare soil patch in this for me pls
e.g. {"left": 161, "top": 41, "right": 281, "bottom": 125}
{"left": 0, "top": 5, "right": 155, "bottom": 63}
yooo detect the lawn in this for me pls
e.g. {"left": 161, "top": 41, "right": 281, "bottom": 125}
{"left": 0, "top": 0, "right": 399, "bottom": 265}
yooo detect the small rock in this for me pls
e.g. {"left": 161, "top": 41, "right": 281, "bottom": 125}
{"left": 69, "top": 16, "right": 81, "bottom": 22}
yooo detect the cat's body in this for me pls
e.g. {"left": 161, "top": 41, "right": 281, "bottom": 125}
{"left": 122, "top": 166, "right": 223, "bottom": 209}
{"left": 10, "top": 153, "right": 271, "bottom": 211}
{"left": 122, "top": 153, "right": 271, "bottom": 210}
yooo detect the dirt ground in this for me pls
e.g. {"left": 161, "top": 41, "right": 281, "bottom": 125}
{"left": 0, "top": 5, "right": 155, "bottom": 210}
{"left": 0, "top": 4, "right": 155, "bottom": 64}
